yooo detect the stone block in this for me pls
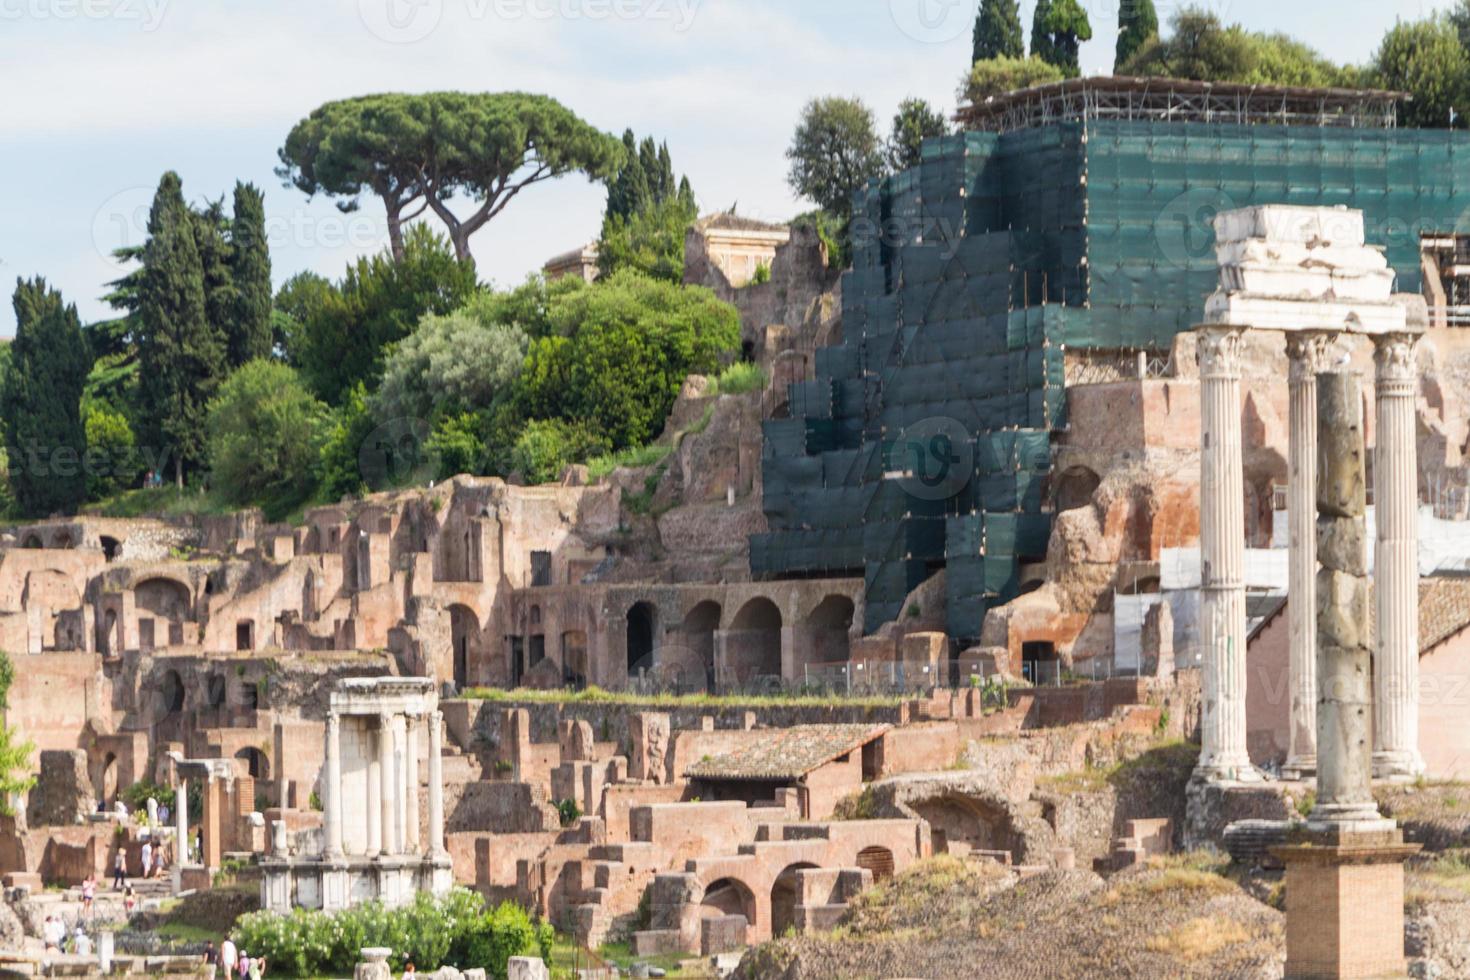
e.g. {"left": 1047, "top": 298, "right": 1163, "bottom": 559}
{"left": 1316, "top": 517, "right": 1367, "bottom": 576}
{"left": 1315, "top": 569, "right": 1368, "bottom": 650}
{"left": 629, "top": 713, "right": 670, "bottom": 784}
{"left": 506, "top": 956, "right": 549, "bottom": 980}
{"left": 700, "top": 914, "right": 747, "bottom": 956}
{"left": 26, "top": 750, "right": 93, "bottom": 827}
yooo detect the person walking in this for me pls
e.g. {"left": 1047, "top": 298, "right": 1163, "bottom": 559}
{"left": 140, "top": 841, "right": 153, "bottom": 880}
{"left": 42, "top": 916, "right": 64, "bottom": 953}
{"left": 220, "top": 936, "right": 238, "bottom": 978}
{"left": 81, "top": 874, "right": 96, "bottom": 915}
{"left": 111, "top": 851, "right": 126, "bottom": 890}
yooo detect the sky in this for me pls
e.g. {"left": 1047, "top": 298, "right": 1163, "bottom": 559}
{"left": 0, "top": 0, "right": 1458, "bottom": 336}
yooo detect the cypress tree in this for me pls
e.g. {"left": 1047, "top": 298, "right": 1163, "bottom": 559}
{"left": 606, "top": 130, "right": 650, "bottom": 222}
{"left": 137, "top": 171, "right": 223, "bottom": 487}
{"left": 1031, "top": 0, "right": 1056, "bottom": 64}
{"left": 1115, "top": 0, "right": 1159, "bottom": 69}
{"left": 973, "top": 0, "right": 1024, "bottom": 62}
{"left": 656, "top": 142, "right": 675, "bottom": 200}
{"left": 228, "top": 182, "right": 273, "bottom": 365}
{"left": 193, "top": 199, "right": 234, "bottom": 361}
{"left": 2, "top": 278, "right": 89, "bottom": 516}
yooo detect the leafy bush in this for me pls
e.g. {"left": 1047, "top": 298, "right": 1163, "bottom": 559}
{"left": 509, "top": 419, "right": 611, "bottom": 485}
{"left": 205, "top": 360, "right": 327, "bottom": 516}
{"left": 711, "top": 362, "right": 766, "bottom": 396}
{"left": 962, "top": 55, "right": 1066, "bottom": 104}
{"left": 585, "top": 443, "right": 672, "bottom": 483}
{"left": 231, "top": 890, "right": 545, "bottom": 979}
{"left": 84, "top": 404, "right": 139, "bottom": 499}
{"left": 554, "top": 798, "right": 582, "bottom": 828}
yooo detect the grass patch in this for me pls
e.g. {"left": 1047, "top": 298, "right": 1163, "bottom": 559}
{"left": 154, "top": 922, "right": 219, "bottom": 944}
{"left": 586, "top": 443, "right": 674, "bottom": 483}
{"left": 81, "top": 486, "right": 237, "bottom": 520}
{"left": 710, "top": 362, "right": 766, "bottom": 396}
{"left": 1144, "top": 916, "right": 1249, "bottom": 960}
{"left": 1037, "top": 739, "right": 1199, "bottom": 796}
{"left": 459, "top": 685, "right": 904, "bottom": 710}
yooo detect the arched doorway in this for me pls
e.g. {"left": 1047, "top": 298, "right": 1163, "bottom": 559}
{"left": 770, "top": 863, "right": 819, "bottom": 938}
{"left": 725, "top": 598, "right": 783, "bottom": 687}
{"left": 806, "top": 595, "right": 855, "bottom": 666}
{"left": 449, "top": 605, "right": 479, "bottom": 690}
{"left": 680, "top": 601, "right": 722, "bottom": 691}
{"left": 561, "top": 631, "right": 588, "bottom": 689}
{"left": 856, "top": 846, "right": 895, "bottom": 880}
{"left": 207, "top": 675, "right": 227, "bottom": 709}
{"left": 95, "top": 753, "right": 118, "bottom": 804}
{"left": 135, "top": 578, "right": 192, "bottom": 647}
{"left": 100, "top": 536, "right": 121, "bottom": 561}
{"left": 1022, "top": 641, "right": 1058, "bottom": 685}
{"left": 236, "top": 747, "right": 269, "bottom": 780}
{"left": 1054, "top": 465, "right": 1101, "bottom": 512}
{"left": 159, "top": 670, "right": 185, "bottom": 714}
{"left": 21, "top": 534, "right": 41, "bottom": 549}
{"left": 626, "top": 602, "right": 658, "bottom": 678}
{"left": 700, "top": 876, "right": 756, "bottom": 924}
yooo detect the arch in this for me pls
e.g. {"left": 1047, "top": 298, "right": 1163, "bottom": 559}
{"left": 52, "top": 529, "right": 75, "bottom": 549}
{"left": 770, "top": 862, "right": 819, "bottom": 938}
{"left": 95, "top": 753, "right": 118, "bottom": 804}
{"left": 21, "top": 534, "right": 41, "bottom": 550}
{"left": 678, "top": 601, "right": 722, "bottom": 692}
{"left": 159, "top": 670, "right": 185, "bottom": 714}
{"left": 561, "top": 630, "right": 589, "bottom": 689}
{"left": 1054, "top": 465, "right": 1101, "bottom": 513}
{"left": 626, "top": 601, "right": 658, "bottom": 678}
{"left": 700, "top": 876, "right": 756, "bottom": 924}
{"left": 723, "top": 597, "right": 783, "bottom": 686}
{"left": 805, "top": 595, "right": 855, "bottom": 665}
{"left": 1022, "top": 641, "right": 1058, "bottom": 685}
{"left": 909, "top": 793, "right": 1022, "bottom": 860}
{"left": 236, "top": 747, "right": 269, "bottom": 781}
{"left": 134, "top": 577, "right": 192, "bottom": 647}
{"left": 99, "top": 536, "right": 122, "bottom": 561}
{"left": 856, "top": 846, "right": 895, "bottom": 881}
{"left": 449, "top": 605, "right": 479, "bottom": 690}
{"left": 206, "top": 674, "right": 227, "bottom": 709}
{"left": 529, "top": 605, "right": 542, "bottom": 628}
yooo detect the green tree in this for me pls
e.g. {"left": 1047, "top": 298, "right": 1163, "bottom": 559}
{"left": 516, "top": 270, "right": 739, "bottom": 449}
{"left": 786, "top": 96, "right": 885, "bottom": 219}
{"left": 886, "top": 98, "right": 950, "bottom": 172}
{"left": 83, "top": 404, "right": 138, "bottom": 500}
{"left": 315, "top": 382, "right": 375, "bottom": 500}
{"left": 206, "top": 359, "right": 327, "bottom": 515}
{"left": 0, "top": 651, "right": 35, "bottom": 816}
{"left": 974, "top": 0, "right": 1024, "bottom": 62}
{"left": 1035, "top": 0, "right": 1093, "bottom": 77}
{"left": 1372, "top": 16, "right": 1470, "bottom": 129}
{"left": 963, "top": 55, "right": 1068, "bottom": 104}
{"left": 1031, "top": 0, "right": 1056, "bottom": 64}
{"left": 137, "top": 171, "right": 224, "bottom": 486}
{"left": 2, "top": 278, "right": 90, "bottom": 517}
{"left": 229, "top": 183, "right": 274, "bottom": 365}
{"left": 598, "top": 194, "right": 699, "bottom": 283}
{"left": 278, "top": 93, "right": 624, "bottom": 262}
{"left": 604, "top": 130, "right": 651, "bottom": 222}
{"left": 373, "top": 305, "right": 528, "bottom": 422}
{"left": 288, "top": 225, "right": 479, "bottom": 405}
{"left": 1116, "top": 0, "right": 1159, "bottom": 69}
{"left": 1119, "top": 8, "right": 1355, "bottom": 87}
{"left": 509, "top": 419, "right": 611, "bottom": 485}
{"left": 192, "top": 200, "right": 235, "bottom": 355}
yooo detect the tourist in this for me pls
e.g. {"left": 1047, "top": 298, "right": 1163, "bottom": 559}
{"left": 237, "top": 951, "right": 251, "bottom": 979}
{"left": 113, "top": 799, "right": 127, "bottom": 821}
{"left": 152, "top": 846, "right": 166, "bottom": 877}
{"left": 111, "top": 851, "right": 126, "bottom": 890}
{"left": 81, "top": 874, "right": 96, "bottom": 914}
{"left": 73, "top": 927, "right": 92, "bottom": 958}
{"left": 140, "top": 841, "right": 153, "bottom": 879}
{"left": 248, "top": 954, "right": 266, "bottom": 980}
{"left": 42, "top": 915, "right": 64, "bottom": 953}
{"left": 123, "top": 883, "right": 136, "bottom": 915}
{"left": 403, "top": 963, "right": 415, "bottom": 976}
{"left": 220, "top": 936, "right": 238, "bottom": 977}
{"left": 204, "top": 940, "right": 218, "bottom": 980}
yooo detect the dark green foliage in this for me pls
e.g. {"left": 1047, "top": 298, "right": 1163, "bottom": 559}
{"left": 973, "top": 0, "right": 1024, "bottom": 62}
{"left": 287, "top": 225, "right": 478, "bottom": 405}
{"left": 228, "top": 182, "right": 274, "bottom": 365}
{"left": 509, "top": 419, "right": 611, "bottom": 485}
{"left": 599, "top": 131, "right": 697, "bottom": 281}
{"left": 137, "top": 171, "right": 225, "bottom": 485}
{"left": 1372, "top": 15, "right": 1470, "bottom": 129}
{"left": 278, "top": 92, "right": 625, "bottom": 261}
{"left": 314, "top": 383, "right": 375, "bottom": 500}
{"left": 83, "top": 405, "right": 138, "bottom": 499}
{"left": 1030, "top": 0, "right": 1055, "bottom": 63}
{"left": 0, "top": 651, "right": 34, "bottom": 815}
{"left": 886, "top": 98, "right": 949, "bottom": 172}
{"left": 1035, "top": 0, "right": 1093, "bottom": 76}
{"left": 963, "top": 55, "right": 1068, "bottom": 104}
{"left": 1115, "top": 0, "right": 1159, "bottom": 69}
{"left": 2, "top": 278, "right": 90, "bottom": 516}
{"left": 206, "top": 360, "right": 327, "bottom": 517}
{"left": 1119, "top": 8, "right": 1358, "bottom": 87}
{"left": 787, "top": 96, "right": 885, "bottom": 218}
{"left": 516, "top": 270, "right": 740, "bottom": 451}
{"left": 192, "top": 200, "right": 235, "bottom": 355}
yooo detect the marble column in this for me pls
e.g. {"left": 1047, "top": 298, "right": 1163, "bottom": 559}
{"left": 1285, "top": 332, "right": 1334, "bottom": 776}
{"left": 378, "top": 713, "right": 396, "bottom": 855}
{"left": 427, "top": 710, "right": 446, "bottom": 857}
{"left": 405, "top": 716, "right": 421, "bottom": 854}
{"left": 366, "top": 720, "right": 382, "bottom": 857}
{"left": 324, "top": 711, "right": 343, "bottom": 859}
{"left": 1194, "top": 327, "right": 1257, "bottom": 782}
{"left": 391, "top": 716, "right": 407, "bottom": 855}
{"left": 1310, "top": 372, "right": 1384, "bottom": 828}
{"left": 172, "top": 778, "right": 187, "bottom": 893}
{"left": 1373, "top": 333, "right": 1426, "bottom": 780}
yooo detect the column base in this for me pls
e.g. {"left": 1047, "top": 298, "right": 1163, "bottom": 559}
{"left": 1271, "top": 827, "right": 1419, "bottom": 980}
{"left": 1282, "top": 755, "right": 1317, "bottom": 780}
{"left": 1191, "top": 760, "right": 1265, "bottom": 784}
{"left": 1372, "top": 750, "right": 1425, "bottom": 783}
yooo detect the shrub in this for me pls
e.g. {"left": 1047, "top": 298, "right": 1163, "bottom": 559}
{"left": 711, "top": 362, "right": 766, "bottom": 396}
{"left": 509, "top": 419, "right": 611, "bottom": 485}
{"left": 205, "top": 360, "right": 326, "bottom": 515}
{"left": 554, "top": 799, "right": 582, "bottom": 828}
{"left": 230, "top": 890, "right": 545, "bottom": 978}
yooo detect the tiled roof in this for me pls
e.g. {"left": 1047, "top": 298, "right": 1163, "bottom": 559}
{"left": 1417, "top": 577, "right": 1470, "bottom": 653}
{"left": 684, "top": 724, "right": 890, "bottom": 781}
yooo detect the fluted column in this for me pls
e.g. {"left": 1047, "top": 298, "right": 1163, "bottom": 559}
{"left": 405, "top": 716, "right": 421, "bottom": 854}
{"left": 1195, "top": 327, "right": 1257, "bottom": 782}
{"left": 427, "top": 710, "right": 446, "bottom": 857}
{"left": 378, "top": 712, "right": 396, "bottom": 855}
{"left": 1373, "top": 333, "right": 1426, "bottom": 780}
{"left": 172, "top": 778, "right": 187, "bottom": 894}
{"left": 366, "top": 719, "right": 382, "bottom": 857}
{"left": 324, "top": 711, "right": 343, "bottom": 859}
{"left": 1284, "top": 332, "right": 1334, "bottom": 776}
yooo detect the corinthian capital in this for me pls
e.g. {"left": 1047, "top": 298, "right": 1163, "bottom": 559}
{"left": 1286, "top": 331, "right": 1337, "bottom": 384}
{"left": 1373, "top": 333, "right": 1417, "bottom": 387}
{"left": 1196, "top": 327, "right": 1246, "bottom": 380}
